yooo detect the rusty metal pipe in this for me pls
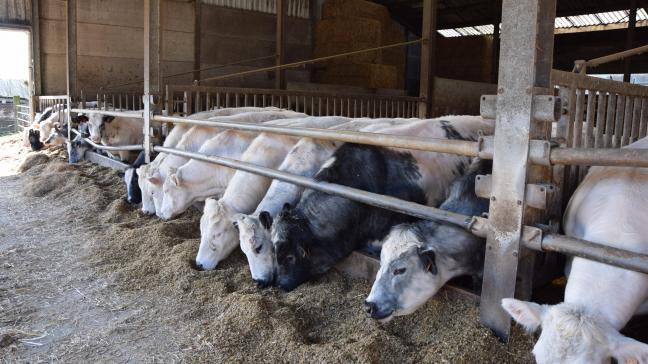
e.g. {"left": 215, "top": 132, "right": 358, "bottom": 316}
{"left": 550, "top": 147, "right": 648, "bottom": 168}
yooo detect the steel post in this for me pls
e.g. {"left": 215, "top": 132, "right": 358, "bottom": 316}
{"left": 479, "top": 0, "right": 556, "bottom": 340}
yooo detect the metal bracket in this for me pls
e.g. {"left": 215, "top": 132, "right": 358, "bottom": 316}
{"left": 475, "top": 174, "right": 555, "bottom": 210}
{"left": 480, "top": 94, "right": 561, "bottom": 123}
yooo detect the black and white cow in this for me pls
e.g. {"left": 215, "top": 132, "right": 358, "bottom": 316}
{"left": 123, "top": 151, "right": 148, "bottom": 204}
{"left": 270, "top": 116, "right": 494, "bottom": 291}
{"left": 364, "top": 158, "right": 490, "bottom": 321}
{"left": 28, "top": 129, "right": 44, "bottom": 151}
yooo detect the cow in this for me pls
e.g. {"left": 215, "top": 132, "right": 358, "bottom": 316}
{"left": 68, "top": 132, "right": 93, "bottom": 164}
{"left": 28, "top": 129, "right": 44, "bottom": 151}
{"left": 502, "top": 136, "right": 648, "bottom": 364}
{"left": 147, "top": 110, "right": 306, "bottom": 217}
{"left": 85, "top": 112, "right": 148, "bottom": 162}
{"left": 270, "top": 116, "right": 494, "bottom": 291}
{"left": 123, "top": 151, "right": 148, "bottom": 204}
{"left": 137, "top": 108, "right": 286, "bottom": 215}
{"left": 193, "top": 116, "right": 351, "bottom": 271}
{"left": 235, "top": 118, "right": 417, "bottom": 288}
{"left": 38, "top": 108, "right": 69, "bottom": 144}
{"left": 364, "top": 158, "right": 490, "bottom": 321}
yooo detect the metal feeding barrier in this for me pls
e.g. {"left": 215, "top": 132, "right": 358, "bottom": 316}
{"left": 57, "top": 0, "right": 648, "bottom": 342}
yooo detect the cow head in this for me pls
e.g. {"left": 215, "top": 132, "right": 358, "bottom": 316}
{"left": 136, "top": 164, "right": 157, "bottom": 215}
{"left": 28, "top": 129, "right": 44, "bottom": 151}
{"left": 158, "top": 167, "right": 192, "bottom": 220}
{"left": 195, "top": 198, "right": 240, "bottom": 271}
{"left": 87, "top": 113, "right": 114, "bottom": 143}
{"left": 502, "top": 299, "right": 648, "bottom": 364}
{"left": 271, "top": 203, "right": 315, "bottom": 291}
{"left": 235, "top": 211, "right": 276, "bottom": 288}
{"left": 365, "top": 224, "right": 443, "bottom": 322}
{"left": 68, "top": 134, "right": 91, "bottom": 164}
{"left": 124, "top": 168, "right": 142, "bottom": 204}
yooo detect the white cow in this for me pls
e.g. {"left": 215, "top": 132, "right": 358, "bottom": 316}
{"left": 503, "top": 136, "right": 648, "bottom": 364}
{"left": 235, "top": 118, "right": 417, "bottom": 287}
{"left": 86, "top": 112, "right": 147, "bottom": 161}
{"left": 149, "top": 110, "right": 306, "bottom": 217}
{"left": 194, "top": 116, "right": 350, "bottom": 270}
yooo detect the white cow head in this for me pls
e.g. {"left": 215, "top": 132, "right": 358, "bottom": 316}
{"left": 87, "top": 113, "right": 114, "bottom": 143}
{"left": 136, "top": 164, "right": 159, "bottom": 215}
{"left": 159, "top": 167, "right": 192, "bottom": 220}
{"left": 365, "top": 224, "right": 445, "bottom": 322}
{"left": 502, "top": 299, "right": 648, "bottom": 364}
{"left": 195, "top": 198, "right": 240, "bottom": 271}
{"left": 235, "top": 211, "right": 276, "bottom": 288}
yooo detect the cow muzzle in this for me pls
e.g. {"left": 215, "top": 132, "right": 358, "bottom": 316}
{"left": 364, "top": 300, "right": 394, "bottom": 321}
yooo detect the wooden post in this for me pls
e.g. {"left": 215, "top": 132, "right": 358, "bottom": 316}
{"left": 66, "top": 0, "right": 77, "bottom": 99}
{"left": 624, "top": 0, "right": 637, "bottom": 83}
{"left": 418, "top": 0, "right": 437, "bottom": 118}
{"left": 144, "top": 0, "right": 163, "bottom": 163}
{"left": 31, "top": 0, "right": 41, "bottom": 99}
{"left": 276, "top": 0, "right": 286, "bottom": 89}
{"left": 193, "top": 0, "right": 201, "bottom": 84}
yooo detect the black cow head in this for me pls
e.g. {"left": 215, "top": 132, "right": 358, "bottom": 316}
{"left": 28, "top": 129, "right": 44, "bottom": 151}
{"left": 272, "top": 203, "right": 315, "bottom": 291}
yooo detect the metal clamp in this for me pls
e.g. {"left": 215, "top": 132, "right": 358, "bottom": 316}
{"left": 475, "top": 174, "right": 555, "bottom": 210}
{"left": 480, "top": 94, "right": 561, "bottom": 123}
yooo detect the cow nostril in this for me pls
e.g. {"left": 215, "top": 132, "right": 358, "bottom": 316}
{"left": 254, "top": 279, "right": 271, "bottom": 289}
{"left": 364, "top": 301, "right": 376, "bottom": 315}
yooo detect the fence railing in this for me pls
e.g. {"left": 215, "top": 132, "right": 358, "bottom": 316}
{"left": 166, "top": 85, "right": 421, "bottom": 118}
{"left": 551, "top": 69, "right": 648, "bottom": 202}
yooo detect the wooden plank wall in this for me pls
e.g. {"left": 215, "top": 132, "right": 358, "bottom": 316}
{"left": 38, "top": 0, "right": 311, "bottom": 96}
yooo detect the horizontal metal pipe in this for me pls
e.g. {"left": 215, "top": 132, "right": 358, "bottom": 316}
{"left": 71, "top": 108, "right": 144, "bottom": 118}
{"left": 550, "top": 147, "right": 648, "bottom": 168}
{"left": 153, "top": 115, "right": 480, "bottom": 155}
{"left": 526, "top": 234, "right": 648, "bottom": 275}
{"left": 71, "top": 128, "right": 143, "bottom": 152}
{"left": 154, "top": 146, "right": 473, "bottom": 228}
{"left": 586, "top": 44, "right": 648, "bottom": 68}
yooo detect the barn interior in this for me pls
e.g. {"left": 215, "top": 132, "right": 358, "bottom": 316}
{"left": 0, "top": 0, "right": 647, "bottom": 361}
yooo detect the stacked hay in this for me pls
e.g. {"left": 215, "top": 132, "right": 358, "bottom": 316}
{"left": 312, "top": 0, "right": 405, "bottom": 89}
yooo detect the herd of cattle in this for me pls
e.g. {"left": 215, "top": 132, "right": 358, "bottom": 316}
{"left": 23, "top": 106, "right": 648, "bottom": 363}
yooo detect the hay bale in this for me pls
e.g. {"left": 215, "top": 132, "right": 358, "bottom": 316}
{"left": 18, "top": 153, "right": 50, "bottom": 173}
{"left": 321, "top": 0, "right": 391, "bottom": 25}
{"left": 313, "top": 63, "right": 400, "bottom": 89}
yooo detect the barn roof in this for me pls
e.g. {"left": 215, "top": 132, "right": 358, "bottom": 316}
{"left": 371, "top": 0, "right": 646, "bottom": 35}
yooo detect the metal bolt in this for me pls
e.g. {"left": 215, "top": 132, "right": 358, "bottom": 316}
{"left": 498, "top": 87, "right": 505, "bottom": 94}
{"left": 513, "top": 251, "right": 519, "bottom": 257}
{"left": 487, "top": 245, "right": 493, "bottom": 250}
{"left": 491, "top": 196, "right": 496, "bottom": 201}
{"left": 517, "top": 200, "right": 522, "bottom": 206}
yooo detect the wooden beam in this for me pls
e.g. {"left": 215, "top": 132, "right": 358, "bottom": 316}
{"left": 66, "top": 0, "right": 77, "bottom": 98}
{"left": 418, "top": 0, "right": 437, "bottom": 118}
{"left": 31, "top": 0, "right": 41, "bottom": 98}
{"left": 193, "top": 0, "right": 201, "bottom": 83}
{"left": 275, "top": 0, "right": 286, "bottom": 89}
{"left": 624, "top": 0, "right": 637, "bottom": 83}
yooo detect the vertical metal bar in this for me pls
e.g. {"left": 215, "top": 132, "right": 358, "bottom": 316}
{"left": 622, "top": 97, "right": 634, "bottom": 146}
{"left": 640, "top": 98, "right": 648, "bottom": 138}
{"left": 66, "top": 0, "right": 78, "bottom": 100}
{"left": 193, "top": 0, "right": 202, "bottom": 83}
{"left": 112, "top": 95, "right": 116, "bottom": 111}
{"left": 604, "top": 93, "right": 616, "bottom": 148}
{"left": 480, "top": 0, "right": 556, "bottom": 341}
{"left": 244, "top": 93, "right": 249, "bottom": 107}
{"left": 311, "top": 96, "right": 315, "bottom": 116}
{"left": 631, "top": 96, "right": 642, "bottom": 143}
{"left": 614, "top": 95, "right": 625, "bottom": 148}
{"left": 303, "top": 96, "right": 307, "bottom": 115}
{"left": 571, "top": 89, "right": 585, "bottom": 186}
{"left": 206, "top": 92, "right": 212, "bottom": 110}
{"left": 418, "top": 0, "right": 438, "bottom": 118}
{"left": 595, "top": 92, "right": 606, "bottom": 148}
{"left": 225, "top": 92, "right": 230, "bottom": 108}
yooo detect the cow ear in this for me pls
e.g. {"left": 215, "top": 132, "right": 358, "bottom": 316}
{"left": 169, "top": 171, "right": 182, "bottom": 187}
{"left": 102, "top": 115, "right": 115, "bottom": 123}
{"left": 259, "top": 211, "right": 273, "bottom": 230}
{"left": 297, "top": 245, "right": 309, "bottom": 258}
{"left": 417, "top": 247, "right": 437, "bottom": 274}
{"left": 501, "top": 298, "right": 544, "bottom": 333}
{"left": 282, "top": 203, "right": 291, "bottom": 212}
{"left": 77, "top": 115, "right": 88, "bottom": 123}
{"left": 609, "top": 332, "right": 648, "bottom": 364}
{"left": 147, "top": 170, "right": 161, "bottom": 185}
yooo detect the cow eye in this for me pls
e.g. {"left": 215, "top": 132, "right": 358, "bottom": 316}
{"left": 285, "top": 255, "right": 296, "bottom": 264}
{"left": 254, "top": 245, "right": 262, "bottom": 254}
{"left": 393, "top": 268, "right": 406, "bottom": 275}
